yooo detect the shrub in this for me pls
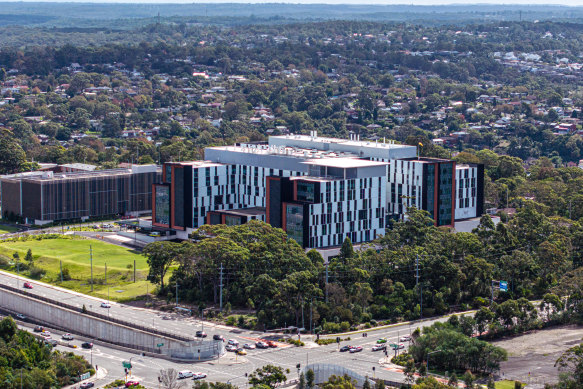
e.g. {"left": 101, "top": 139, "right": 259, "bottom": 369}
{"left": 237, "top": 315, "right": 245, "bottom": 327}
{"left": 61, "top": 267, "right": 72, "bottom": 281}
{"left": 340, "top": 321, "right": 350, "bottom": 331}
{"left": 391, "top": 352, "right": 411, "bottom": 366}
{"left": 29, "top": 266, "right": 46, "bottom": 279}
{"left": 225, "top": 316, "right": 236, "bottom": 326}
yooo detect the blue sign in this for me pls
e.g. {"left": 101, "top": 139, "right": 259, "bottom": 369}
{"left": 499, "top": 281, "right": 508, "bottom": 292}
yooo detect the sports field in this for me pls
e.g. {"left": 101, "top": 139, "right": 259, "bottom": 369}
{"left": 0, "top": 236, "right": 155, "bottom": 301}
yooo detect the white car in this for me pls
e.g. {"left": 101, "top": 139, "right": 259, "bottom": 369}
{"left": 62, "top": 333, "right": 74, "bottom": 340}
{"left": 225, "top": 344, "right": 237, "bottom": 352}
{"left": 243, "top": 343, "right": 255, "bottom": 350}
{"left": 40, "top": 332, "right": 51, "bottom": 339}
{"left": 399, "top": 335, "right": 411, "bottom": 342}
{"left": 193, "top": 372, "right": 207, "bottom": 380}
{"left": 178, "top": 371, "right": 193, "bottom": 379}
{"left": 100, "top": 302, "right": 111, "bottom": 308}
{"left": 227, "top": 339, "right": 239, "bottom": 346}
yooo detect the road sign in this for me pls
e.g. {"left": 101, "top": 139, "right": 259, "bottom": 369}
{"left": 157, "top": 343, "right": 164, "bottom": 347}
{"left": 122, "top": 361, "right": 132, "bottom": 369}
{"left": 499, "top": 280, "right": 508, "bottom": 292}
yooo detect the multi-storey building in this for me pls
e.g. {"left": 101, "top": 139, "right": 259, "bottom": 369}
{"left": 154, "top": 133, "right": 484, "bottom": 248}
{"left": 387, "top": 157, "right": 456, "bottom": 226}
{"left": 454, "top": 164, "right": 485, "bottom": 221}
{"left": 0, "top": 164, "right": 160, "bottom": 225}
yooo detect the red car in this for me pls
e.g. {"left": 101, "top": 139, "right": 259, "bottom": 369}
{"left": 266, "top": 340, "right": 278, "bottom": 348}
{"left": 125, "top": 381, "right": 139, "bottom": 387}
{"left": 23, "top": 282, "right": 33, "bottom": 289}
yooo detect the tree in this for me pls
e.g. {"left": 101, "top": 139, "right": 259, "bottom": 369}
{"left": 321, "top": 374, "right": 356, "bottom": 389}
{"left": 248, "top": 365, "right": 287, "bottom": 388}
{"left": 306, "top": 369, "right": 315, "bottom": 389}
{"left": 412, "top": 377, "right": 450, "bottom": 389}
{"left": 143, "top": 241, "right": 184, "bottom": 291}
{"left": 448, "top": 372, "right": 458, "bottom": 387}
{"left": 24, "top": 249, "right": 34, "bottom": 266}
{"left": 159, "top": 368, "right": 186, "bottom": 389}
{"left": 298, "top": 373, "right": 306, "bottom": 389}
{"left": 0, "top": 129, "right": 27, "bottom": 174}
{"left": 404, "top": 358, "right": 416, "bottom": 387}
{"left": 340, "top": 237, "right": 354, "bottom": 260}
{"left": 102, "top": 115, "right": 122, "bottom": 138}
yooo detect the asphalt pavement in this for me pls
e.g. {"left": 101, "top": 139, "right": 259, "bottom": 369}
{"left": 0, "top": 269, "right": 460, "bottom": 388}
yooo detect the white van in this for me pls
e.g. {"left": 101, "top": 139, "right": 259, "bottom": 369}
{"left": 178, "top": 371, "right": 193, "bottom": 379}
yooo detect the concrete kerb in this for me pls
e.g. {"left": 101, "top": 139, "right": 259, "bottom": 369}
{"left": 315, "top": 310, "right": 479, "bottom": 340}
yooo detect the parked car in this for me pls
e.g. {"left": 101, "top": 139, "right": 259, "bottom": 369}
{"left": 193, "top": 372, "right": 207, "bottom": 380}
{"left": 100, "top": 302, "right": 111, "bottom": 308}
{"left": 399, "top": 335, "right": 411, "bottom": 342}
{"left": 227, "top": 339, "right": 239, "bottom": 346}
{"left": 23, "top": 282, "right": 33, "bottom": 289}
{"left": 15, "top": 313, "right": 26, "bottom": 321}
{"left": 213, "top": 334, "right": 224, "bottom": 341}
{"left": 372, "top": 344, "right": 386, "bottom": 351}
{"left": 62, "top": 333, "right": 74, "bottom": 340}
{"left": 33, "top": 326, "right": 44, "bottom": 332}
{"left": 349, "top": 346, "right": 363, "bottom": 353}
{"left": 81, "top": 342, "right": 93, "bottom": 349}
{"left": 195, "top": 331, "right": 207, "bottom": 338}
{"left": 236, "top": 348, "right": 247, "bottom": 355}
{"left": 80, "top": 382, "right": 95, "bottom": 389}
{"left": 243, "top": 343, "right": 255, "bottom": 350}
{"left": 225, "top": 344, "right": 237, "bottom": 352}
{"left": 125, "top": 381, "right": 139, "bottom": 387}
{"left": 178, "top": 371, "right": 194, "bottom": 379}
{"left": 256, "top": 341, "right": 269, "bottom": 349}
{"left": 340, "top": 345, "right": 352, "bottom": 352}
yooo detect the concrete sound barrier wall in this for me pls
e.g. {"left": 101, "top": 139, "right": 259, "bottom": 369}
{"left": 0, "top": 288, "right": 223, "bottom": 361}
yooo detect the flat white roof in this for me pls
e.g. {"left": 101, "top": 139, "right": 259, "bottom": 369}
{"left": 303, "top": 158, "right": 388, "bottom": 169}
{"left": 270, "top": 134, "right": 411, "bottom": 149}
{"left": 175, "top": 161, "right": 226, "bottom": 168}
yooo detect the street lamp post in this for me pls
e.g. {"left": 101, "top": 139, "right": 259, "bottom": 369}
{"left": 427, "top": 350, "right": 442, "bottom": 374}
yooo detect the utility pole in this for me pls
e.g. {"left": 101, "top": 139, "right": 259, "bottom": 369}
{"left": 416, "top": 254, "right": 422, "bottom": 318}
{"left": 175, "top": 283, "right": 179, "bottom": 307}
{"left": 134, "top": 259, "right": 136, "bottom": 283}
{"left": 105, "top": 263, "right": 107, "bottom": 285}
{"left": 309, "top": 298, "right": 313, "bottom": 334}
{"left": 219, "top": 263, "right": 224, "bottom": 311}
{"left": 90, "top": 245, "right": 93, "bottom": 292}
{"left": 325, "top": 263, "right": 329, "bottom": 303}
{"left": 60, "top": 260, "right": 63, "bottom": 283}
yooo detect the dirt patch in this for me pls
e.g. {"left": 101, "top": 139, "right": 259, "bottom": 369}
{"left": 491, "top": 325, "right": 583, "bottom": 387}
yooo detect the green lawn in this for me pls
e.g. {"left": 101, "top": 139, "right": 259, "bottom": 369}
{"left": 0, "top": 224, "right": 18, "bottom": 234}
{"left": 496, "top": 380, "right": 522, "bottom": 389}
{"left": 0, "top": 237, "right": 155, "bottom": 301}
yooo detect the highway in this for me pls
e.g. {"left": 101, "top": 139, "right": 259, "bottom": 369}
{"left": 0, "top": 270, "right": 460, "bottom": 387}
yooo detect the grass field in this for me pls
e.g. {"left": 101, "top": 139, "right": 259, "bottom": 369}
{"left": 0, "top": 236, "right": 156, "bottom": 301}
{"left": 496, "top": 380, "right": 522, "bottom": 389}
{"left": 0, "top": 225, "right": 18, "bottom": 234}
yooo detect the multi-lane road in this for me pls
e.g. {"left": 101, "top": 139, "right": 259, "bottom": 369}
{"left": 1, "top": 270, "right": 460, "bottom": 387}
